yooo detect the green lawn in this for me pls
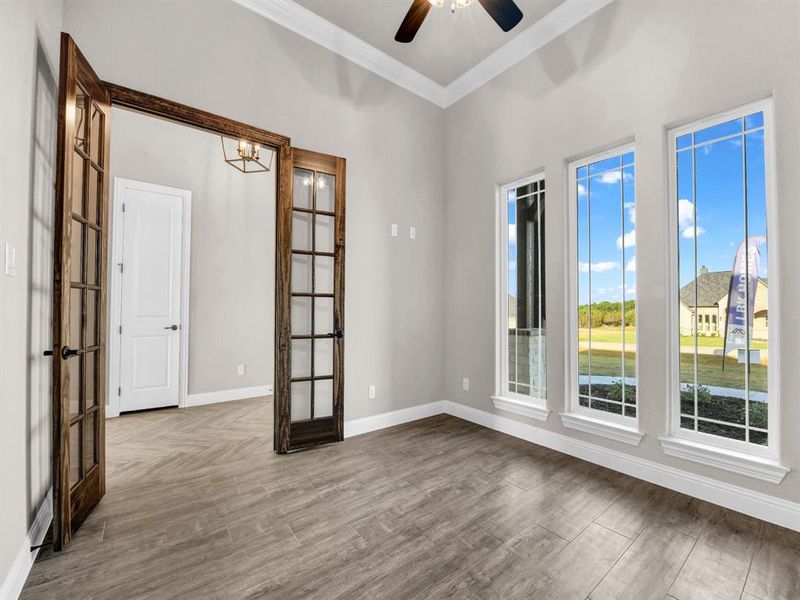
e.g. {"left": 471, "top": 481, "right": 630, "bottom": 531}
{"left": 578, "top": 327, "right": 768, "bottom": 350}
{"left": 580, "top": 348, "right": 767, "bottom": 393}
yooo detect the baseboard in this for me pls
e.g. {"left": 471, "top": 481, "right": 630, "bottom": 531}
{"left": 342, "top": 399, "right": 798, "bottom": 531}
{"left": 185, "top": 385, "right": 272, "bottom": 408}
{"left": 442, "top": 400, "right": 800, "bottom": 532}
{"left": 0, "top": 490, "right": 52, "bottom": 600}
{"left": 344, "top": 401, "right": 446, "bottom": 438}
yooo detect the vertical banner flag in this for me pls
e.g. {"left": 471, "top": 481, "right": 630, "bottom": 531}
{"left": 723, "top": 237, "right": 766, "bottom": 358}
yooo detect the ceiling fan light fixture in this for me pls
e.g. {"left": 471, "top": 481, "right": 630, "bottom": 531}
{"left": 427, "top": 0, "right": 444, "bottom": 7}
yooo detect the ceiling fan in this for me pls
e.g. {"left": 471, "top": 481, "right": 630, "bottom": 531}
{"left": 395, "top": 0, "right": 523, "bottom": 43}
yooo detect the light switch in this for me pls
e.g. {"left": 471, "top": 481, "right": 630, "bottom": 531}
{"left": 368, "top": 384, "right": 376, "bottom": 399}
{"left": 391, "top": 223, "right": 398, "bottom": 237}
{"left": 237, "top": 364, "right": 246, "bottom": 376}
{"left": 462, "top": 377, "right": 469, "bottom": 391}
{"left": 4, "top": 243, "right": 16, "bottom": 277}
{"left": 409, "top": 226, "right": 416, "bottom": 240}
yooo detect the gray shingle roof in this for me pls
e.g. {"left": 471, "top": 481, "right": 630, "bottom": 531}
{"left": 680, "top": 271, "right": 731, "bottom": 308}
{"left": 680, "top": 271, "right": 768, "bottom": 309}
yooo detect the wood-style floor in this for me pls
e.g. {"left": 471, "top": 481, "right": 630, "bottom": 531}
{"left": 23, "top": 397, "right": 799, "bottom": 599}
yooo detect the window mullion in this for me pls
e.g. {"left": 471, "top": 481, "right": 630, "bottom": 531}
{"left": 692, "top": 145, "right": 699, "bottom": 432}
{"left": 742, "top": 123, "right": 751, "bottom": 443}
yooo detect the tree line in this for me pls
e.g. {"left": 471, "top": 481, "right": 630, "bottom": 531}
{"left": 578, "top": 301, "right": 636, "bottom": 328}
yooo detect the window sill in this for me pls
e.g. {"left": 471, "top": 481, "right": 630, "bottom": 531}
{"left": 491, "top": 396, "right": 549, "bottom": 422}
{"left": 559, "top": 412, "right": 644, "bottom": 446}
{"left": 659, "top": 436, "right": 789, "bottom": 484}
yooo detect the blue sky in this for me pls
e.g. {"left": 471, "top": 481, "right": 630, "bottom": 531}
{"left": 507, "top": 114, "right": 768, "bottom": 307}
{"left": 677, "top": 120, "right": 767, "bottom": 289}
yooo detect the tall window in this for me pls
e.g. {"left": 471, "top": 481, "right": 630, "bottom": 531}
{"left": 672, "top": 101, "right": 774, "bottom": 452}
{"left": 498, "top": 175, "right": 546, "bottom": 404}
{"left": 572, "top": 147, "right": 637, "bottom": 421}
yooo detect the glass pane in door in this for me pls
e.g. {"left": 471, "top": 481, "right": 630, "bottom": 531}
{"left": 316, "top": 174, "right": 335, "bottom": 212}
{"left": 314, "top": 339, "right": 333, "bottom": 376}
{"left": 314, "top": 215, "right": 335, "bottom": 253}
{"left": 290, "top": 166, "right": 338, "bottom": 423}
{"left": 314, "top": 297, "right": 333, "bottom": 334}
{"left": 292, "top": 168, "right": 313, "bottom": 209}
{"left": 314, "top": 256, "right": 334, "bottom": 295}
{"left": 83, "top": 411, "right": 96, "bottom": 472}
{"left": 69, "top": 423, "right": 81, "bottom": 487}
{"left": 291, "top": 296, "right": 312, "bottom": 336}
{"left": 291, "top": 381, "right": 312, "bottom": 421}
{"left": 315, "top": 379, "right": 333, "bottom": 418}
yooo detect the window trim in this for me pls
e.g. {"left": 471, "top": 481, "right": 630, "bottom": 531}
{"left": 494, "top": 172, "right": 549, "bottom": 419}
{"left": 565, "top": 142, "right": 640, "bottom": 433}
{"left": 666, "top": 97, "right": 781, "bottom": 462}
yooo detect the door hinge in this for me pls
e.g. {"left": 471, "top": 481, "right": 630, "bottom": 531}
{"left": 118, "top": 263, "right": 124, "bottom": 273}
{"left": 122, "top": 203, "right": 126, "bottom": 212}
{"left": 118, "top": 387, "right": 121, "bottom": 396}
{"left": 118, "top": 325, "right": 122, "bottom": 335}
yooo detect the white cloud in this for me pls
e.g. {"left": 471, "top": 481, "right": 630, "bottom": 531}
{"left": 678, "top": 198, "right": 695, "bottom": 229}
{"left": 508, "top": 260, "right": 517, "bottom": 273}
{"left": 579, "top": 261, "right": 620, "bottom": 273}
{"left": 624, "top": 201, "right": 636, "bottom": 224}
{"left": 682, "top": 226, "right": 706, "bottom": 239}
{"left": 678, "top": 198, "right": 707, "bottom": 239}
{"left": 616, "top": 229, "right": 636, "bottom": 250}
{"left": 626, "top": 257, "right": 636, "bottom": 272}
{"left": 508, "top": 226, "right": 516, "bottom": 245}
{"left": 596, "top": 170, "right": 633, "bottom": 185}
{"left": 577, "top": 183, "right": 587, "bottom": 196}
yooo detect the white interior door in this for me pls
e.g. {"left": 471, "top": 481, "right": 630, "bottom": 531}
{"left": 118, "top": 180, "right": 188, "bottom": 412}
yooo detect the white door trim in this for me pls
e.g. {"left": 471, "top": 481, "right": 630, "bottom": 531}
{"left": 108, "top": 178, "right": 192, "bottom": 418}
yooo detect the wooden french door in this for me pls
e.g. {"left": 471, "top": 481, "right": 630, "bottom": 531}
{"left": 275, "top": 147, "right": 346, "bottom": 453}
{"left": 51, "top": 33, "right": 111, "bottom": 550}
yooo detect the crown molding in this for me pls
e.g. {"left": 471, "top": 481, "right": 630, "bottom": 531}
{"left": 233, "top": 0, "right": 446, "bottom": 106}
{"left": 442, "top": 0, "right": 615, "bottom": 107}
{"left": 234, "top": 0, "right": 615, "bottom": 109}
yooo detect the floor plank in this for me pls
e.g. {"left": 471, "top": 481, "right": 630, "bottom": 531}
{"left": 21, "top": 397, "right": 800, "bottom": 599}
{"left": 668, "top": 511, "right": 761, "bottom": 600}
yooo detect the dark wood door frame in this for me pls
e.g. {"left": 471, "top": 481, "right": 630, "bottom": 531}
{"left": 104, "top": 83, "right": 289, "bottom": 149}
{"left": 51, "top": 59, "right": 293, "bottom": 550}
{"left": 275, "top": 148, "right": 346, "bottom": 453}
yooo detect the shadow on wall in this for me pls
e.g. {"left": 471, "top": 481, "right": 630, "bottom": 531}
{"left": 26, "top": 35, "right": 57, "bottom": 526}
{"left": 260, "top": 16, "right": 396, "bottom": 111}
{"left": 488, "top": 1, "right": 629, "bottom": 101}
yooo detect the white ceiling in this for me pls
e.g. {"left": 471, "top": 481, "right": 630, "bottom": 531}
{"left": 235, "top": 0, "right": 614, "bottom": 107}
{"left": 294, "top": 0, "right": 564, "bottom": 86}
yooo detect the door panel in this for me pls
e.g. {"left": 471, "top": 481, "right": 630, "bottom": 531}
{"left": 275, "top": 147, "right": 345, "bottom": 452}
{"left": 118, "top": 181, "right": 185, "bottom": 412}
{"left": 52, "top": 33, "right": 110, "bottom": 549}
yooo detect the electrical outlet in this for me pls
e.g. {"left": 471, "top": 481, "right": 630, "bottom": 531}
{"left": 409, "top": 226, "right": 416, "bottom": 240}
{"left": 462, "top": 377, "right": 469, "bottom": 391}
{"left": 391, "top": 223, "right": 398, "bottom": 237}
{"left": 368, "top": 384, "right": 376, "bottom": 399}
{"left": 237, "top": 364, "right": 246, "bottom": 376}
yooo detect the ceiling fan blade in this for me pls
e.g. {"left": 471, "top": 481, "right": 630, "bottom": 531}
{"left": 395, "top": 0, "right": 432, "bottom": 43}
{"left": 477, "top": 0, "right": 524, "bottom": 32}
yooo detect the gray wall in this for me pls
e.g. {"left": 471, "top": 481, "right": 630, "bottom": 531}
{"left": 443, "top": 0, "right": 800, "bottom": 502}
{"left": 110, "top": 108, "right": 276, "bottom": 395}
{"left": 0, "top": 0, "right": 63, "bottom": 587}
{"left": 61, "top": 0, "right": 447, "bottom": 418}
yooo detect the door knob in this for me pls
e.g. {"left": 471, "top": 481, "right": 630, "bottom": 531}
{"left": 43, "top": 350, "right": 53, "bottom": 357}
{"left": 334, "top": 330, "right": 343, "bottom": 339}
{"left": 164, "top": 324, "right": 179, "bottom": 331}
{"left": 61, "top": 346, "right": 83, "bottom": 360}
